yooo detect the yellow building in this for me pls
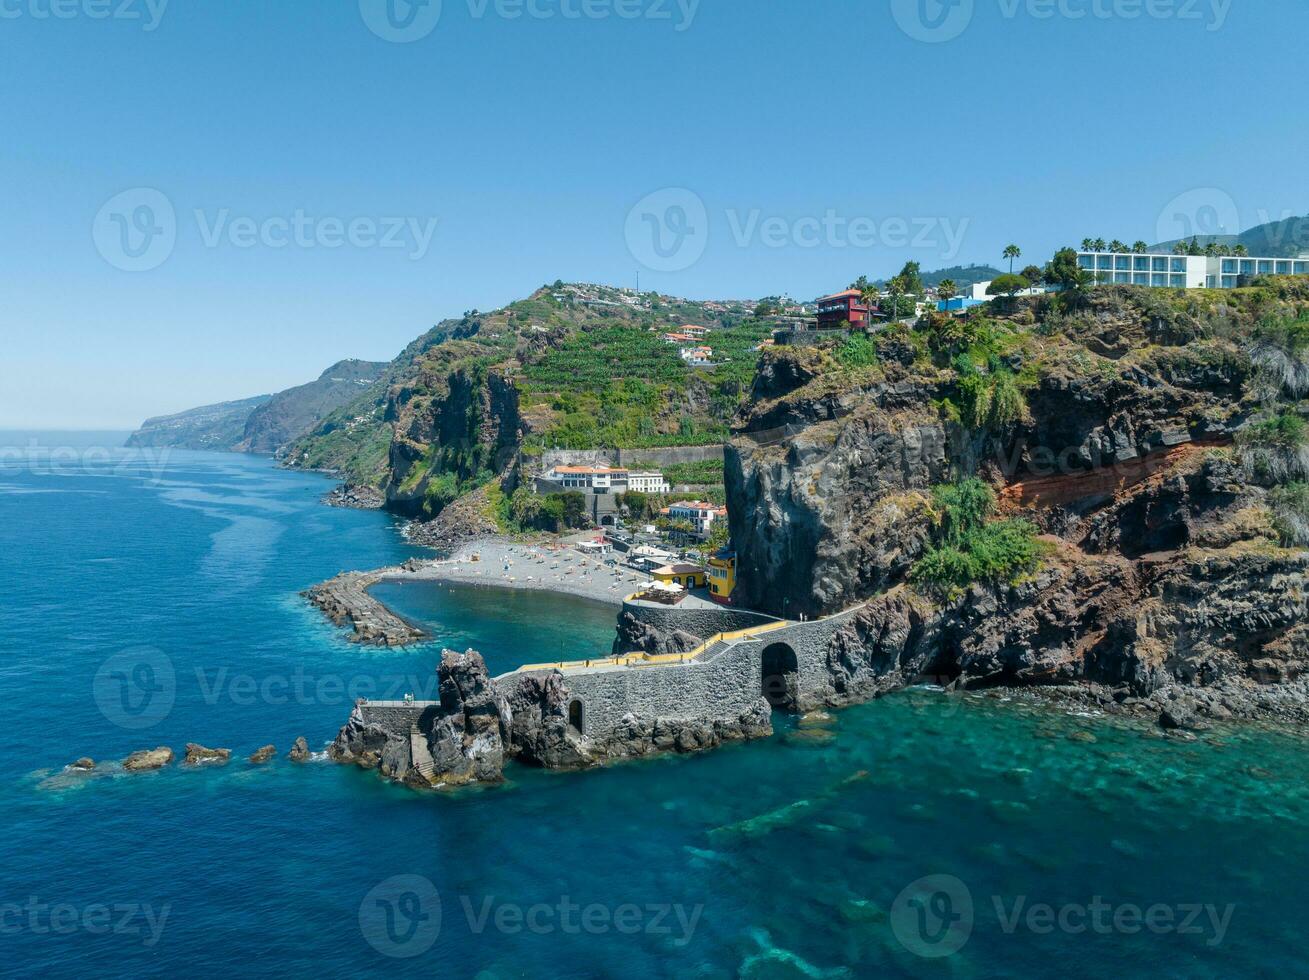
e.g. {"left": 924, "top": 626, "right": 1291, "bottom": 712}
{"left": 707, "top": 549, "right": 736, "bottom": 604}
{"left": 652, "top": 564, "right": 707, "bottom": 590}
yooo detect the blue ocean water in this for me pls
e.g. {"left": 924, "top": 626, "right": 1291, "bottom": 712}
{"left": 3, "top": 434, "right": 1307, "bottom": 978}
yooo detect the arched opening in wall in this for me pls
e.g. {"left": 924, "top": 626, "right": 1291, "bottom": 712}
{"left": 761, "top": 642, "right": 800, "bottom": 713}
{"left": 601, "top": 515, "right": 616, "bottom": 527}
{"left": 568, "top": 699, "right": 585, "bottom": 736}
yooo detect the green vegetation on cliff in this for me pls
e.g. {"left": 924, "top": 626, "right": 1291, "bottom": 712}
{"left": 911, "top": 480, "right": 1050, "bottom": 592}
{"left": 284, "top": 284, "right": 774, "bottom": 516}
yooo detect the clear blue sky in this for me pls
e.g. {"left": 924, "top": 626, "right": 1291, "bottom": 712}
{"left": 3, "top": 0, "right": 1306, "bottom": 428}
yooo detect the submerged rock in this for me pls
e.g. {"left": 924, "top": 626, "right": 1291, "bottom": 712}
{"left": 123, "top": 747, "right": 174, "bottom": 772}
{"left": 288, "top": 737, "right": 311, "bottom": 762}
{"left": 248, "top": 745, "right": 276, "bottom": 764}
{"left": 69, "top": 758, "right": 95, "bottom": 772}
{"left": 183, "top": 744, "right": 232, "bottom": 765}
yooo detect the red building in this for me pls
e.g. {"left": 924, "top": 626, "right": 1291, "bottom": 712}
{"left": 815, "top": 289, "right": 870, "bottom": 328}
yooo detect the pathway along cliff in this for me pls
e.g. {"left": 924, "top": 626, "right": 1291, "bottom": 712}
{"left": 322, "top": 283, "right": 1309, "bottom": 788}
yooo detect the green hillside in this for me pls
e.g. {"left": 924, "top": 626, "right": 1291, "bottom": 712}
{"left": 283, "top": 284, "right": 774, "bottom": 513}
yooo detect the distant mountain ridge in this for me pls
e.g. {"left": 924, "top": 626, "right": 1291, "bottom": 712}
{"left": 234, "top": 359, "right": 388, "bottom": 454}
{"left": 1152, "top": 212, "right": 1309, "bottom": 258}
{"left": 126, "top": 395, "right": 272, "bottom": 451}
{"left": 126, "top": 359, "right": 387, "bottom": 454}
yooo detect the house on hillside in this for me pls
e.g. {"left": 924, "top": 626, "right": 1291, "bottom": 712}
{"left": 544, "top": 465, "right": 670, "bottom": 495}
{"left": 680, "top": 346, "right": 714, "bottom": 367}
{"left": 816, "top": 289, "right": 871, "bottom": 328}
{"left": 664, "top": 500, "right": 727, "bottom": 538}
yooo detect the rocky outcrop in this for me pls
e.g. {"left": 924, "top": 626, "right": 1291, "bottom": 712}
{"left": 248, "top": 745, "right": 276, "bottom": 764}
{"left": 404, "top": 483, "right": 501, "bottom": 551}
{"left": 724, "top": 286, "right": 1309, "bottom": 719}
{"left": 123, "top": 747, "right": 173, "bottom": 772}
{"left": 183, "top": 744, "right": 231, "bottom": 765}
{"left": 69, "top": 758, "right": 95, "bottom": 772}
{"left": 302, "top": 571, "right": 426, "bottom": 646}
{"left": 288, "top": 737, "right": 311, "bottom": 762}
{"left": 324, "top": 484, "right": 386, "bottom": 510}
{"left": 612, "top": 611, "right": 702, "bottom": 658}
{"left": 331, "top": 647, "right": 776, "bottom": 789}
{"left": 727, "top": 389, "right": 948, "bottom": 619}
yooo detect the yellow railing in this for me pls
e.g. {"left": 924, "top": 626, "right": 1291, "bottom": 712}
{"left": 511, "top": 618, "right": 791, "bottom": 675}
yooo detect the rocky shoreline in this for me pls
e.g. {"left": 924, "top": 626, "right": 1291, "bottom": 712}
{"left": 63, "top": 737, "right": 317, "bottom": 777}
{"left": 302, "top": 569, "right": 427, "bottom": 646}
{"left": 302, "top": 537, "right": 647, "bottom": 649}
{"left": 323, "top": 483, "right": 386, "bottom": 510}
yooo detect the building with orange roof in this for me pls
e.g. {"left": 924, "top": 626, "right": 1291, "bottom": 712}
{"left": 816, "top": 288, "right": 870, "bottom": 328}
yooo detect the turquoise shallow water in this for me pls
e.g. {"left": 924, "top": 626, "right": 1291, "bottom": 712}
{"left": 3, "top": 434, "right": 1308, "bottom": 978}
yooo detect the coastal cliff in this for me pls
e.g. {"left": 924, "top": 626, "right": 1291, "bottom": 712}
{"left": 725, "top": 281, "right": 1309, "bottom": 712}
{"left": 125, "top": 360, "right": 385, "bottom": 455}
{"left": 328, "top": 279, "right": 1309, "bottom": 790}
{"left": 283, "top": 283, "right": 774, "bottom": 527}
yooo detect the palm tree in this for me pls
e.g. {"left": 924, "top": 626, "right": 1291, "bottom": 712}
{"left": 1003, "top": 244, "right": 1021, "bottom": 272}
{"left": 1082, "top": 238, "right": 1096, "bottom": 253}
{"left": 1109, "top": 240, "right": 1127, "bottom": 254}
{"left": 1233, "top": 244, "right": 1249, "bottom": 257}
{"left": 851, "top": 275, "right": 877, "bottom": 325}
{"left": 937, "top": 279, "right": 958, "bottom": 303}
{"left": 1132, "top": 241, "right": 1149, "bottom": 254}
{"left": 884, "top": 275, "right": 908, "bottom": 321}
{"left": 1173, "top": 242, "right": 1190, "bottom": 256}
{"left": 1091, "top": 238, "right": 1107, "bottom": 253}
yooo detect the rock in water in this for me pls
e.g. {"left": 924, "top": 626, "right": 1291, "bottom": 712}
{"left": 1159, "top": 699, "right": 1209, "bottom": 731}
{"left": 248, "top": 745, "right": 276, "bottom": 764}
{"left": 288, "top": 737, "right": 311, "bottom": 762}
{"left": 183, "top": 743, "right": 232, "bottom": 765}
{"left": 123, "top": 747, "right": 174, "bottom": 772}
{"left": 69, "top": 758, "right": 95, "bottom": 772}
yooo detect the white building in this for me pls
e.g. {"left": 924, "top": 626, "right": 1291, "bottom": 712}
{"left": 1077, "top": 251, "right": 1309, "bottom": 290}
{"left": 627, "top": 471, "right": 670, "bottom": 494}
{"left": 664, "top": 500, "right": 727, "bottom": 537}
{"left": 680, "top": 346, "right": 714, "bottom": 367}
{"left": 969, "top": 280, "right": 1046, "bottom": 300}
{"left": 545, "top": 466, "right": 669, "bottom": 495}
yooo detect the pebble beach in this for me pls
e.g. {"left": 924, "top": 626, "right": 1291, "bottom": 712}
{"left": 390, "top": 537, "right": 651, "bottom": 606}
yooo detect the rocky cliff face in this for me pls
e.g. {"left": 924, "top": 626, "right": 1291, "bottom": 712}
{"left": 384, "top": 361, "right": 522, "bottom": 517}
{"left": 726, "top": 283, "right": 1309, "bottom": 714}
{"left": 234, "top": 359, "right": 387, "bottom": 455}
